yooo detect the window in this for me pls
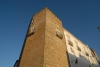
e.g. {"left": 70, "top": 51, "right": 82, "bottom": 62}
{"left": 77, "top": 46, "right": 81, "bottom": 52}
{"left": 27, "top": 27, "right": 35, "bottom": 37}
{"left": 31, "top": 27, "right": 35, "bottom": 33}
{"left": 91, "top": 52, "right": 95, "bottom": 57}
{"left": 56, "top": 30, "right": 63, "bottom": 39}
{"left": 68, "top": 40, "right": 73, "bottom": 46}
{"left": 75, "top": 41, "right": 81, "bottom": 52}
{"left": 66, "top": 34, "right": 73, "bottom": 46}
{"left": 86, "top": 52, "right": 89, "bottom": 56}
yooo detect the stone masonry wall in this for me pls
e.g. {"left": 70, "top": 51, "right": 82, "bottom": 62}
{"left": 19, "top": 8, "right": 46, "bottom": 67}
{"left": 19, "top": 7, "right": 69, "bottom": 67}
{"left": 43, "top": 8, "right": 69, "bottom": 67}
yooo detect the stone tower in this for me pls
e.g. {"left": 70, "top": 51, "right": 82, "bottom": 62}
{"left": 18, "top": 7, "right": 69, "bottom": 67}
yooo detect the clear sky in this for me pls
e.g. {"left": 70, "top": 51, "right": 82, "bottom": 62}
{"left": 0, "top": 0, "right": 100, "bottom": 67}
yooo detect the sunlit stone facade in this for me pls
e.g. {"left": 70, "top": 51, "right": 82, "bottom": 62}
{"left": 64, "top": 29, "right": 100, "bottom": 67}
{"left": 14, "top": 7, "right": 100, "bottom": 67}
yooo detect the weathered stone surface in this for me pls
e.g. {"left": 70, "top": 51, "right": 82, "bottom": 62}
{"left": 43, "top": 8, "right": 69, "bottom": 67}
{"left": 19, "top": 8, "right": 46, "bottom": 67}
{"left": 19, "top": 7, "right": 69, "bottom": 67}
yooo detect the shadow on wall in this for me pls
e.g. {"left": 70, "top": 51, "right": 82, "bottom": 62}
{"left": 13, "top": 52, "right": 100, "bottom": 67}
{"left": 67, "top": 52, "right": 100, "bottom": 67}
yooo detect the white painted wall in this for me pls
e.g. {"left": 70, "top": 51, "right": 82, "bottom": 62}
{"left": 64, "top": 29, "right": 100, "bottom": 67}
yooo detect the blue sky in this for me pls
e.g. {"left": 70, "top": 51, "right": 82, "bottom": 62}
{"left": 0, "top": 0, "right": 100, "bottom": 67}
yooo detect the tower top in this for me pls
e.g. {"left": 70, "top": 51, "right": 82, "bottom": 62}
{"left": 44, "top": 7, "right": 48, "bottom": 9}
{"left": 32, "top": 7, "right": 62, "bottom": 24}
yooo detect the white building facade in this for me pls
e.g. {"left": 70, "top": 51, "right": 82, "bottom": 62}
{"left": 64, "top": 29, "right": 100, "bottom": 67}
